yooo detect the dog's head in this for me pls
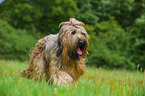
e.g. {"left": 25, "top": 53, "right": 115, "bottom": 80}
{"left": 57, "top": 18, "right": 89, "bottom": 60}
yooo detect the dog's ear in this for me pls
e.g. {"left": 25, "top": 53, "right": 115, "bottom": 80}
{"left": 58, "top": 37, "right": 62, "bottom": 47}
{"left": 57, "top": 47, "right": 63, "bottom": 57}
{"left": 57, "top": 36, "right": 63, "bottom": 57}
{"left": 57, "top": 25, "right": 65, "bottom": 57}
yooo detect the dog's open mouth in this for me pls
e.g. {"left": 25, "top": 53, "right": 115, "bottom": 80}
{"left": 77, "top": 40, "right": 86, "bottom": 55}
{"left": 77, "top": 47, "right": 82, "bottom": 55}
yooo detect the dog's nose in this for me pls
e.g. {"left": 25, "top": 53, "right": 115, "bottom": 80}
{"left": 78, "top": 40, "right": 86, "bottom": 46}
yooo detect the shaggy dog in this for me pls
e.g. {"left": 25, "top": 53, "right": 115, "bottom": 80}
{"left": 21, "top": 18, "right": 89, "bottom": 86}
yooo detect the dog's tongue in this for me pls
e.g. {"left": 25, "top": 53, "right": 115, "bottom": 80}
{"left": 77, "top": 47, "right": 82, "bottom": 55}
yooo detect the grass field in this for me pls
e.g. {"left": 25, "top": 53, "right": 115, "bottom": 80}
{"left": 0, "top": 60, "right": 145, "bottom": 96}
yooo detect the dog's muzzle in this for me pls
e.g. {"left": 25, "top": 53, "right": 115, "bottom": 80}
{"left": 77, "top": 40, "right": 86, "bottom": 55}
{"left": 78, "top": 40, "right": 86, "bottom": 46}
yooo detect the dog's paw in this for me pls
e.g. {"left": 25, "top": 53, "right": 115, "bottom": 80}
{"left": 53, "top": 71, "right": 73, "bottom": 86}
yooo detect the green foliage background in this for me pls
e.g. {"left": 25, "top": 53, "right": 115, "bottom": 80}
{"left": 0, "top": 0, "right": 145, "bottom": 70}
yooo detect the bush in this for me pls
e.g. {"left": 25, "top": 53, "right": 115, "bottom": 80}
{"left": 86, "top": 20, "right": 135, "bottom": 69}
{"left": 0, "top": 19, "right": 37, "bottom": 61}
{"left": 130, "top": 13, "right": 145, "bottom": 69}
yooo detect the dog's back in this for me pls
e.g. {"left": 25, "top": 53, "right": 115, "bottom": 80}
{"left": 21, "top": 34, "right": 59, "bottom": 80}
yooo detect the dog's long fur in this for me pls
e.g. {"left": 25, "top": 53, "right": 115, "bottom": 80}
{"left": 21, "top": 18, "right": 89, "bottom": 86}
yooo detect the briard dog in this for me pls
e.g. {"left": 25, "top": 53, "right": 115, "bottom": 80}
{"left": 21, "top": 18, "right": 89, "bottom": 86}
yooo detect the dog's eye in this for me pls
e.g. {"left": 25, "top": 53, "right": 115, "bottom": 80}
{"left": 71, "top": 31, "right": 76, "bottom": 35}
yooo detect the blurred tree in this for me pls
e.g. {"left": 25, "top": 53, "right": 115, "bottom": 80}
{"left": 0, "top": 0, "right": 41, "bottom": 36}
{"left": 130, "top": 11, "right": 145, "bottom": 69}
{"left": 77, "top": 0, "right": 144, "bottom": 28}
{"left": 31, "top": 0, "right": 79, "bottom": 34}
{"left": 76, "top": 0, "right": 99, "bottom": 24}
{"left": 0, "top": 19, "right": 37, "bottom": 61}
{"left": 0, "top": 0, "right": 79, "bottom": 35}
{"left": 86, "top": 20, "right": 135, "bottom": 69}
{"left": 107, "top": 0, "right": 144, "bottom": 28}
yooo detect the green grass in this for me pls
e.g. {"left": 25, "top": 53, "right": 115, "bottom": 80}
{"left": 0, "top": 60, "right": 145, "bottom": 96}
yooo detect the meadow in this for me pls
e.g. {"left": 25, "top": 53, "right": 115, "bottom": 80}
{"left": 0, "top": 60, "right": 144, "bottom": 96}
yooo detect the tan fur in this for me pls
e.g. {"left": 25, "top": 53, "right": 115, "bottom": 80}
{"left": 21, "top": 18, "right": 89, "bottom": 86}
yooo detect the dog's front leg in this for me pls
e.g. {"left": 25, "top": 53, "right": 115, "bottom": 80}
{"left": 48, "top": 60, "right": 73, "bottom": 86}
{"left": 48, "top": 59, "right": 57, "bottom": 83}
{"left": 53, "top": 70, "right": 73, "bottom": 86}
